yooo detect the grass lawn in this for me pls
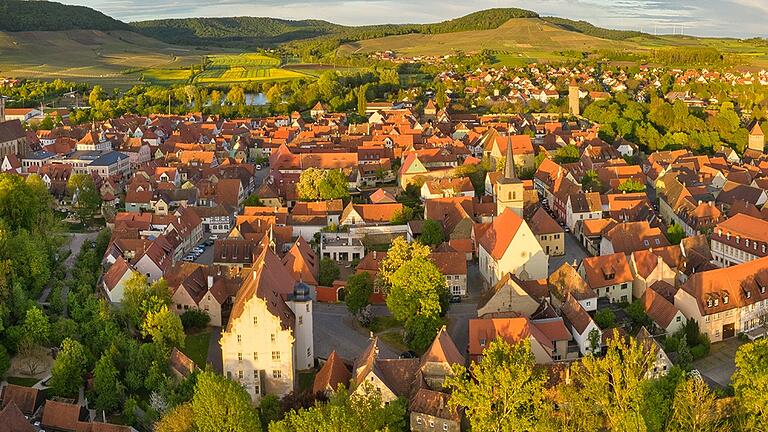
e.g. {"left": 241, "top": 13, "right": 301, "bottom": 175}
{"left": 6, "top": 376, "right": 40, "bottom": 387}
{"left": 368, "top": 316, "right": 400, "bottom": 333}
{"left": 297, "top": 370, "right": 316, "bottom": 392}
{"left": 183, "top": 329, "right": 212, "bottom": 368}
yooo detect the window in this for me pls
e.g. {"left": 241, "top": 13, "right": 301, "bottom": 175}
{"left": 272, "top": 351, "right": 281, "bottom": 361}
{"left": 254, "top": 370, "right": 259, "bottom": 379}
{"left": 676, "top": 316, "right": 682, "bottom": 322}
{"left": 253, "top": 352, "right": 258, "bottom": 360}
{"left": 298, "top": 316, "right": 303, "bottom": 325}
{"left": 227, "top": 371, "right": 232, "bottom": 379}
{"left": 417, "top": 418, "right": 423, "bottom": 425}
{"left": 237, "top": 334, "right": 242, "bottom": 343}
{"left": 253, "top": 316, "right": 258, "bottom": 325}
{"left": 238, "top": 352, "right": 243, "bottom": 362}
{"left": 307, "top": 347, "right": 311, "bottom": 357}
{"left": 480, "top": 337, "right": 486, "bottom": 347}
{"left": 272, "top": 370, "right": 282, "bottom": 379}
{"left": 443, "top": 424, "right": 449, "bottom": 431}
{"left": 643, "top": 240, "right": 649, "bottom": 247}
{"left": 271, "top": 334, "right": 276, "bottom": 343}
{"left": 306, "top": 304, "right": 310, "bottom": 312}
{"left": 237, "top": 370, "right": 243, "bottom": 380}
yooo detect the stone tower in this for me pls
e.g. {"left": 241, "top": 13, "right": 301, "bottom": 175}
{"left": 495, "top": 135, "right": 524, "bottom": 218}
{"left": 568, "top": 78, "right": 580, "bottom": 117}
{"left": 749, "top": 122, "right": 765, "bottom": 152}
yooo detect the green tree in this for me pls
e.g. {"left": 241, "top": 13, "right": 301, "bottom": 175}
{"left": 667, "top": 223, "right": 686, "bottom": 245}
{"left": 420, "top": 219, "right": 445, "bottom": 246}
{"left": 344, "top": 272, "right": 373, "bottom": 315}
{"left": 297, "top": 168, "right": 349, "bottom": 201}
{"left": 92, "top": 352, "right": 123, "bottom": 412}
{"left": 670, "top": 377, "right": 723, "bottom": 432}
{"left": 554, "top": 144, "right": 580, "bottom": 163}
{"left": 258, "top": 394, "right": 283, "bottom": 430}
{"left": 581, "top": 169, "right": 603, "bottom": 192}
{"left": 227, "top": 86, "right": 246, "bottom": 107}
{"left": 732, "top": 339, "right": 768, "bottom": 426}
{"left": 123, "top": 273, "right": 172, "bottom": 326}
{"left": 156, "top": 402, "right": 195, "bottom": 432}
{"left": 617, "top": 178, "right": 646, "bottom": 193}
{"left": 89, "top": 85, "right": 103, "bottom": 106}
{"left": 594, "top": 308, "right": 615, "bottom": 329}
{"left": 356, "top": 85, "right": 368, "bottom": 116}
{"left": 22, "top": 306, "right": 50, "bottom": 345}
{"left": 561, "top": 329, "right": 655, "bottom": 431}
{"left": 376, "top": 237, "right": 431, "bottom": 293}
{"left": 243, "top": 194, "right": 264, "bottom": 206}
{"left": 389, "top": 206, "right": 414, "bottom": 225}
{"left": 142, "top": 306, "right": 185, "bottom": 348}
{"left": 270, "top": 384, "right": 406, "bottom": 432}
{"left": 192, "top": 370, "right": 261, "bottom": 432}
{"left": 50, "top": 338, "right": 87, "bottom": 397}
{"left": 447, "top": 338, "right": 545, "bottom": 432}
{"left": 0, "top": 345, "right": 10, "bottom": 378}
{"left": 318, "top": 258, "right": 341, "bottom": 286}
{"left": 67, "top": 173, "right": 101, "bottom": 224}
{"left": 387, "top": 258, "right": 447, "bottom": 324}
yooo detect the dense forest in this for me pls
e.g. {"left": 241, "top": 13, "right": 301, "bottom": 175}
{"left": 543, "top": 17, "right": 647, "bottom": 41}
{"left": 0, "top": 0, "right": 131, "bottom": 32}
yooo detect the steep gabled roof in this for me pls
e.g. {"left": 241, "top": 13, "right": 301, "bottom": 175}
{"left": 313, "top": 350, "right": 352, "bottom": 394}
{"left": 477, "top": 208, "right": 524, "bottom": 260}
{"left": 420, "top": 326, "right": 464, "bottom": 368}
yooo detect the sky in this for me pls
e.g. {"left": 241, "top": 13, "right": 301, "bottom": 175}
{"left": 63, "top": 0, "right": 767, "bottom": 38}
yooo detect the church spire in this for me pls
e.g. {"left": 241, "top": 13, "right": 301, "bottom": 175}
{"left": 501, "top": 134, "right": 519, "bottom": 183}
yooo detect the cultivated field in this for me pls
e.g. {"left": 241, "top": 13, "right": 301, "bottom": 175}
{"left": 0, "top": 30, "right": 209, "bottom": 87}
{"left": 194, "top": 53, "right": 307, "bottom": 83}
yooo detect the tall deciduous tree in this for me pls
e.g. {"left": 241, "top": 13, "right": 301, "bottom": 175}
{"left": 376, "top": 237, "right": 430, "bottom": 294}
{"left": 191, "top": 370, "right": 261, "bottom": 432}
{"left": 50, "top": 338, "right": 88, "bottom": 397}
{"left": 141, "top": 306, "right": 185, "bottom": 348}
{"left": 318, "top": 258, "right": 340, "bottom": 287}
{"left": 297, "top": 168, "right": 349, "bottom": 201}
{"left": 156, "top": 402, "right": 195, "bottom": 432}
{"left": 92, "top": 352, "right": 124, "bottom": 412}
{"left": 732, "top": 339, "right": 768, "bottom": 426}
{"left": 560, "top": 329, "right": 655, "bottom": 431}
{"left": 670, "top": 377, "right": 723, "bottom": 432}
{"left": 67, "top": 173, "right": 101, "bottom": 224}
{"left": 344, "top": 272, "right": 373, "bottom": 315}
{"left": 447, "top": 338, "right": 546, "bottom": 432}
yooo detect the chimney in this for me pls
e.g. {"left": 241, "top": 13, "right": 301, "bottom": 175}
{"left": 207, "top": 275, "right": 214, "bottom": 288}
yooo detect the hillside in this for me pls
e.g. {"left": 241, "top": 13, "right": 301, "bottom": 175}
{"left": 0, "top": 30, "right": 213, "bottom": 86}
{"left": 131, "top": 8, "right": 541, "bottom": 48}
{"left": 0, "top": 0, "right": 131, "bottom": 32}
{"left": 338, "top": 18, "right": 629, "bottom": 60}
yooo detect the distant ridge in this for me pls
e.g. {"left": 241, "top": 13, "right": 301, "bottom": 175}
{"left": 0, "top": 0, "right": 131, "bottom": 32}
{"left": 130, "top": 8, "right": 542, "bottom": 48}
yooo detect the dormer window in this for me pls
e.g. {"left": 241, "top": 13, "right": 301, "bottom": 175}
{"left": 718, "top": 229, "right": 722, "bottom": 237}
{"left": 714, "top": 299, "right": 719, "bottom": 306}
{"left": 736, "top": 236, "right": 740, "bottom": 244}
{"left": 727, "top": 232, "right": 731, "bottom": 240}
{"left": 723, "top": 295, "right": 729, "bottom": 304}
{"left": 480, "top": 338, "right": 487, "bottom": 347}
{"left": 746, "top": 240, "right": 750, "bottom": 247}
{"left": 746, "top": 291, "right": 751, "bottom": 299}
{"left": 707, "top": 299, "right": 713, "bottom": 307}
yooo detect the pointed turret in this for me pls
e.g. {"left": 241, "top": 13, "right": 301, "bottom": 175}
{"left": 499, "top": 135, "right": 520, "bottom": 184}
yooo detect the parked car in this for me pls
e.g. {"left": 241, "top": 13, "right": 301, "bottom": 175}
{"left": 450, "top": 295, "right": 462, "bottom": 304}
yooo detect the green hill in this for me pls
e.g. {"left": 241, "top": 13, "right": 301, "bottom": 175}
{"left": 131, "top": 8, "right": 542, "bottom": 48}
{"left": 0, "top": 0, "right": 131, "bottom": 32}
{"left": 542, "top": 17, "right": 647, "bottom": 41}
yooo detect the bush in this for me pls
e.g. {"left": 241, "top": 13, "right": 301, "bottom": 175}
{"left": 318, "top": 258, "right": 340, "bottom": 286}
{"left": 691, "top": 344, "right": 709, "bottom": 360}
{"left": 594, "top": 309, "right": 615, "bottom": 329}
{"left": 180, "top": 309, "right": 210, "bottom": 331}
{"left": 0, "top": 345, "right": 10, "bottom": 378}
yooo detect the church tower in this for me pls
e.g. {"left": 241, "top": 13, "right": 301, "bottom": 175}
{"left": 568, "top": 78, "right": 580, "bottom": 117}
{"left": 495, "top": 135, "right": 524, "bottom": 218}
{"left": 749, "top": 122, "right": 765, "bottom": 152}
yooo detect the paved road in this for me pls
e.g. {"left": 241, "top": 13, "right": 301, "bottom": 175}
{"left": 313, "top": 303, "right": 397, "bottom": 361}
{"left": 548, "top": 231, "right": 589, "bottom": 273}
{"left": 206, "top": 327, "right": 223, "bottom": 373}
{"left": 693, "top": 337, "right": 744, "bottom": 389}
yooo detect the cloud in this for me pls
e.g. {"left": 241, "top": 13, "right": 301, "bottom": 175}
{"left": 64, "top": 0, "right": 765, "bottom": 37}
